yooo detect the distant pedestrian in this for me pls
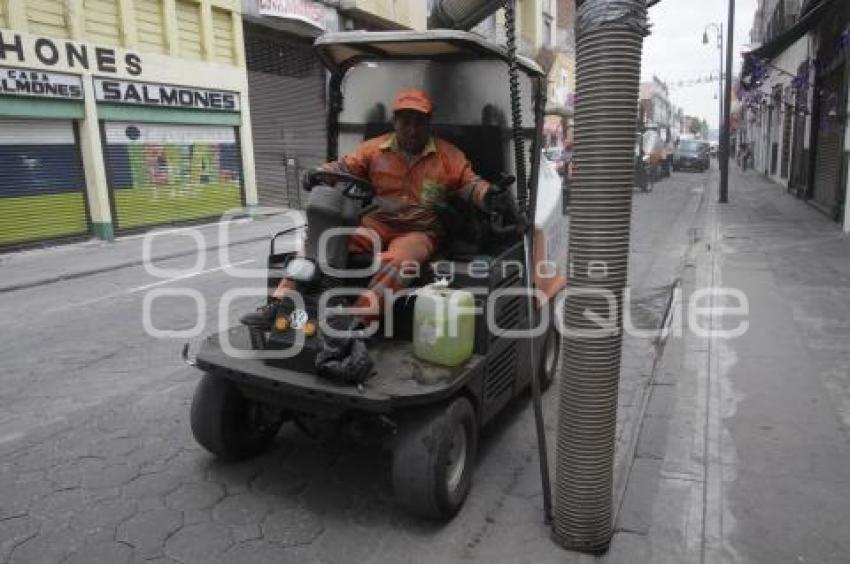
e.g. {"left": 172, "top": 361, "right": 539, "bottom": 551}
{"left": 739, "top": 142, "right": 752, "bottom": 171}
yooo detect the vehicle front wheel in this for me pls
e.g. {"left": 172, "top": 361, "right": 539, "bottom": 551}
{"left": 392, "top": 397, "right": 478, "bottom": 520}
{"left": 190, "top": 373, "right": 285, "bottom": 461}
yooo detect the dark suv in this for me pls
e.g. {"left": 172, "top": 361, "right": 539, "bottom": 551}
{"left": 673, "top": 140, "right": 710, "bottom": 172}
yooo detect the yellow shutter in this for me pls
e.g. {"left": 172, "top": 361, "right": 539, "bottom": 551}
{"left": 84, "top": 0, "right": 121, "bottom": 45}
{"left": 0, "top": 0, "right": 7, "bottom": 29}
{"left": 211, "top": 8, "right": 233, "bottom": 65}
{"left": 176, "top": 0, "right": 202, "bottom": 60}
{"left": 135, "top": 0, "right": 167, "bottom": 54}
{"left": 27, "top": 0, "right": 70, "bottom": 39}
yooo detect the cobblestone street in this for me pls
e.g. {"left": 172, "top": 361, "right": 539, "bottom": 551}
{"left": 0, "top": 171, "right": 704, "bottom": 563}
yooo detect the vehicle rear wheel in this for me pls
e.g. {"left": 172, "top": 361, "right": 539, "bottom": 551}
{"left": 539, "top": 303, "right": 561, "bottom": 390}
{"left": 190, "top": 373, "right": 285, "bottom": 461}
{"left": 392, "top": 397, "right": 478, "bottom": 520}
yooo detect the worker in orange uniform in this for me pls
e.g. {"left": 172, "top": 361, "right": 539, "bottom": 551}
{"left": 242, "top": 89, "right": 517, "bottom": 382}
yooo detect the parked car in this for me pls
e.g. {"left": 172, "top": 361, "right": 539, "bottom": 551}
{"left": 543, "top": 145, "right": 572, "bottom": 178}
{"left": 673, "top": 139, "right": 710, "bottom": 172}
{"left": 699, "top": 141, "right": 712, "bottom": 161}
{"left": 543, "top": 146, "right": 565, "bottom": 176}
{"left": 543, "top": 146, "right": 561, "bottom": 160}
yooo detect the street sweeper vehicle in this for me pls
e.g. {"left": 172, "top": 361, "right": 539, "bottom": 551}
{"left": 185, "top": 29, "right": 567, "bottom": 520}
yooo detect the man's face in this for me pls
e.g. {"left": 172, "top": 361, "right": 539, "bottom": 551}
{"left": 393, "top": 110, "right": 431, "bottom": 154}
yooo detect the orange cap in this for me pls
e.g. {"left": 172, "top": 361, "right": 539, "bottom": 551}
{"left": 392, "top": 89, "right": 433, "bottom": 115}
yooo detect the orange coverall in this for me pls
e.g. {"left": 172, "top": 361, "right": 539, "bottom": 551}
{"left": 280, "top": 133, "right": 491, "bottom": 317}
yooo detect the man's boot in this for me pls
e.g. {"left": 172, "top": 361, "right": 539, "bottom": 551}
{"left": 240, "top": 298, "right": 288, "bottom": 329}
{"left": 315, "top": 314, "right": 374, "bottom": 384}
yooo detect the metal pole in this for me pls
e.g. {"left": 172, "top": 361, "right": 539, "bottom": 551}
{"left": 502, "top": 0, "right": 552, "bottom": 525}
{"left": 719, "top": 23, "right": 724, "bottom": 140}
{"left": 720, "top": 0, "right": 735, "bottom": 203}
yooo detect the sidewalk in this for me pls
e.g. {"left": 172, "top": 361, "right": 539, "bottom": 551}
{"left": 0, "top": 212, "right": 303, "bottom": 293}
{"left": 610, "top": 167, "right": 850, "bottom": 562}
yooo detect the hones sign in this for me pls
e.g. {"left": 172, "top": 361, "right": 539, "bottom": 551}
{"left": 0, "top": 32, "right": 142, "bottom": 76}
{"left": 94, "top": 79, "right": 240, "bottom": 111}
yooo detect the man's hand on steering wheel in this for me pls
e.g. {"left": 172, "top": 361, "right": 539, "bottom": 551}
{"left": 301, "top": 168, "right": 375, "bottom": 201}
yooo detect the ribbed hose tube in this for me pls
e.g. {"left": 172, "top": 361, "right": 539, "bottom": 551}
{"left": 552, "top": 0, "right": 649, "bottom": 554}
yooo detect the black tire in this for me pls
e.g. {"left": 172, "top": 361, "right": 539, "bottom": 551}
{"left": 190, "top": 373, "right": 284, "bottom": 461}
{"left": 392, "top": 397, "right": 478, "bottom": 520}
{"left": 538, "top": 303, "right": 562, "bottom": 391}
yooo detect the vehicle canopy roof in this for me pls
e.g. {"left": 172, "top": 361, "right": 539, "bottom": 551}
{"left": 314, "top": 30, "right": 544, "bottom": 77}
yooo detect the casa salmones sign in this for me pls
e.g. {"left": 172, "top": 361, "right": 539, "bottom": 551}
{"left": 94, "top": 78, "right": 240, "bottom": 111}
{"left": 0, "top": 66, "right": 83, "bottom": 99}
{"left": 257, "top": 0, "right": 326, "bottom": 29}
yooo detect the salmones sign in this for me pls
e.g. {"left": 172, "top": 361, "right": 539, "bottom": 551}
{"left": 0, "top": 66, "right": 83, "bottom": 99}
{"left": 94, "top": 79, "right": 240, "bottom": 111}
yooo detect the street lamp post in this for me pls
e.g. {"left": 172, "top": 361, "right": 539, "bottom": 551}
{"left": 718, "top": 0, "right": 736, "bottom": 203}
{"left": 703, "top": 23, "right": 724, "bottom": 140}
{"left": 703, "top": 0, "right": 735, "bottom": 204}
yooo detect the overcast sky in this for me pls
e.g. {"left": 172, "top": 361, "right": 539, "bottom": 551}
{"left": 642, "top": 0, "right": 758, "bottom": 129}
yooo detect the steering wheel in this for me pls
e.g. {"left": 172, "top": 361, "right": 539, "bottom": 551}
{"left": 304, "top": 168, "right": 375, "bottom": 202}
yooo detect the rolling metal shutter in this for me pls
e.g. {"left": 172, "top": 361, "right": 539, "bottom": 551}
{"left": 811, "top": 69, "right": 845, "bottom": 215}
{"left": 245, "top": 25, "right": 326, "bottom": 210}
{"left": 781, "top": 105, "right": 792, "bottom": 179}
{"left": 103, "top": 122, "right": 244, "bottom": 231}
{"left": 0, "top": 119, "right": 89, "bottom": 248}
{"left": 789, "top": 107, "right": 808, "bottom": 196}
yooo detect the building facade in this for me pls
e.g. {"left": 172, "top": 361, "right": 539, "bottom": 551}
{"left": 0, "top": 0, "right": 256, "bottom": 248}
{"left": 740, "top": 0, "right": 850, "bottom": 232}
{"left": 241, "top": 0, "right": 425, "bottom": 211}
{"left": 543, "top": 0, "right": 575, "bottom": 148}
{"left": 639, "top": 76, "right": 673, "bottom": 130}
{"left": 472, "top": 0, "right": 575, "bottom": 149}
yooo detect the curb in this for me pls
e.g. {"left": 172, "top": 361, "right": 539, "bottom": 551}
{"left": 0, "top": 234, "right": 271, "bottom": 294}
{"left": 610, "top": 279, "right": 682, "bottom": 525}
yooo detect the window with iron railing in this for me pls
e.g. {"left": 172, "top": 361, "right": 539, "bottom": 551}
{"left": 765, "top": 0, "right": 803, "bottom": 44}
